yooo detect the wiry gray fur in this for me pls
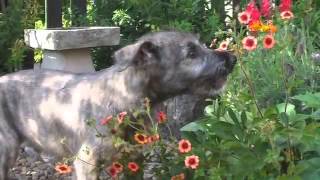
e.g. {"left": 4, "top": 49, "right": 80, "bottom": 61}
{"left": 0, "top": 31, "right": 236, "bottom": 180}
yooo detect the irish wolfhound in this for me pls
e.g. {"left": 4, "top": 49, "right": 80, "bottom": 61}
{"left": 0, "top": 31, "right": 236, "bottom": 180}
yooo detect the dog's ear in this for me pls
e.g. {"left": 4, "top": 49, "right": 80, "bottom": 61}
{"left": 114, "top": 41, "right": 159, "bottom": 65}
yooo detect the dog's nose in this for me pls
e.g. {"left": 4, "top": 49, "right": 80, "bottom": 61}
{"left": 223, "top": 52, "right": 237, "bottom": 71}
{"left": 228, "top": 54, "right": 237, "bottom": 68}
{"left": 213, "top": 50, "right": 237, "bottom": 71}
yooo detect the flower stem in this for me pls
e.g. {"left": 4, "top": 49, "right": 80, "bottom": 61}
{"left": 238, "top": 57, "right": 264, "bottom": 119}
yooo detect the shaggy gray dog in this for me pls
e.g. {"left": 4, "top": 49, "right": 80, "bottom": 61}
{"left": 0, "top": 31, "right": 236, "bottom": 180}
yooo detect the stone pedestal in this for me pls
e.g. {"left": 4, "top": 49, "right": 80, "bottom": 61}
{"left": 42, "top": 48, "right": 94, "bottom": 73}
{"left": 24, "top": 26, "right": 120, "bottom": 73}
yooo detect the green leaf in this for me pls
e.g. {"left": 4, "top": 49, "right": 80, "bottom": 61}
{"left": 205, "top": 104, "right": 215, "bottom": 116}
{"left": 293, "top": 93, "right": 320, "bottom": 108}
{"left": 279, "top": 112, "right": 289, "bottom": 126}
{"left": 311, "top": 110, "right": 320, "bottom": 120}
{"left": 297, "top": 158, "right": 320, "bottom": 180}
{"left": 277, "top": 175, "right": 301, "bottom": 180}
{"left": 209, "top": 121, "right": 238, "bottom": 140}
{"left": 180, "top": 122, "right": 206, "bottom": 132}
{"left": 240, "top": 111, "right": 247, "bottom": 129}
{"left": 277, "top": 103, "right": 296, "bottom": 118}
{"left": 227, "top": 108, "right": 242, "bottom": 129}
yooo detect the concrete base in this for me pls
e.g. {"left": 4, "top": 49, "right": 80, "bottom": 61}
{"left": 42, "top": 48, "right": 95, "bottom": 73}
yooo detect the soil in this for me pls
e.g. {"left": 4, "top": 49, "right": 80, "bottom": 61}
{"left": 8, "top": 148, "right": 111, "bottom": 180}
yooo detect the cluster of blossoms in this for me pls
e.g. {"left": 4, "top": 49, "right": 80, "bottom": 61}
{"left": 100, "top": 111, "right": 144, "bottom": 179}
{"left": 133, "top": 110, "right": 165, "bottom": 144}
{"left": 240, "top": 0, "right": 293, "bottom": 51}
{"left": 53, "top": 101, "right": 198, "bottom": 179}
{"left": 107, "top": 161, "right": 139, "bottom": 178}
{"left": 216, "top": 0, "right": 293, "bottom": 52}
{"left": 169, "top": 139, "right": 200, "bottom": 180}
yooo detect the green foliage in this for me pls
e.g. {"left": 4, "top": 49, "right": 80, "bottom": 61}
{"left": 179, "top": 1, "right": 320, "bottom": 179}
{"left": 87, "top": 0, "right": 225, "bottom": 69}
{"left": 181, "top": 92, "right": 320, "bottom": 179}
{"left": 0, "top": 0, "right": 43, "bottom": 73}
{"left": 6, "top": 39, "right": 26, "bottom": 72}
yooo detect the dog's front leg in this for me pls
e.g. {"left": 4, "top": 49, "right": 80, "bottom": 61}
{"left": 73, "top": 144, "right": 99, "bottom": 180}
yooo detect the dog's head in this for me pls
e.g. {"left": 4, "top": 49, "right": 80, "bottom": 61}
{"left": 114, "top": 31, "right": 236, "bottom": 100}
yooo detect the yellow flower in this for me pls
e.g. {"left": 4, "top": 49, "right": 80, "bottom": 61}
{"left": 248, "top": 21, "right": 262, "bottom": 32}
{"left": 260, "top": 24, "right": 270, "bottom": 32}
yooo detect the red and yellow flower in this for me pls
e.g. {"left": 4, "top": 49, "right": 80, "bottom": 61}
{"left": 242, "top": 36, "right": 258, "bottom": 51}
{"left": 248, "top": 20, "right": 262, "bottom": 32}
{"left": 107, "top": 166, "right": 118, "bottom": 178}
{"left": 280, "top": 11, "right": 294, "bottom": 20}
{"left": 117, "top": 111, "right": 127, "bottom": 124}
{"left": 134, "top": 133, "right": 149, "bottom": 144}
{"left": 238, "top": 11, "right": 251, "bottom": 25}
{"left": 148, "top": 134, "right": 160, "bottom": 143}
{"left": 178, "top": 139, "right": 192, "bottom": 153}
{"left": 171, "top": 173, "right": 185, "bottom": 180}
{"left": 128, "top": 162, "right": 140, "bottom": 172}
{"left": 184, "top": 155, "right": 200, "bottom": 169}
{"left": 55, "top": 164, "right": 72, "bottom": 174}
{"left": 112, "top": 162, "right": 123, "bottom": 173}
{"left": 217, "top": 40, "right": 229, "bottom": 51}
{"left": 263, "top": 34, "right": 276, "bottom": 49}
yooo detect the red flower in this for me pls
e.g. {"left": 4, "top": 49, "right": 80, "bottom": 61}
{"left": 55, "top": 164, "right": 72, "bottom": 174}
{"left": 128, "top": 162, "right": 139, "bottom": 172}
{"left": 217, "top": 40, "right": 229, "bottom": 51}
{"left": 100, "top": 115, "right": 113, "bottom": 125}
{"left": 263, "top": 35, "right": 276, "bottom": 49}
{"left": 178, "top": 139, "right": 192, "bottom": 153}
{"left": 246, "top": 0, "right": 261, "bottom": 24}
{"left": 117, "top": 111, "right": 127, "bottom": 124}
{"left": 280, "top": 11, "right": 294, "bottom": 20}
{"left": 171, "top": 173, "right": 185, "bottom": 180}
{"left": 148, "top": 134, "right": 160, "bottom": 143}
{"left": 242, "top": 36, "right": 258, "bottom": 51}
{"left": 112, "top": 162, "right": 123, "bottom": 173}
{"left": 157, "top": 111, "right": 167, "bottom": 123}
{"left": 261, "top": 0, "right": 272, "bottom": 18}
{"left": 184, "top": 155, "right": 200, "bottom": 169}
{"left": 107, "top": 166, "right": 118, "bottom": 178}
{"left": 238, "top": 11, "right": 251, "bottom": 25}
{"left": 134, "top": 133, "right": 148, "bottom": 144}
{"left": 279, "top": 0, "right": 292, "bottom": 12}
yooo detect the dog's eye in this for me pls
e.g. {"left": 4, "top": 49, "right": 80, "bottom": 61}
{"left": 186, "top": 42, "right": 198, "bottom": 59}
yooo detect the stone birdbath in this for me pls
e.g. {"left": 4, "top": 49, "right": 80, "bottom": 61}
{"left": 24, "top": 26, "right": 120, "bottom": 73}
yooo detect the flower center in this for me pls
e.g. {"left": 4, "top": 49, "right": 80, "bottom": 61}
{"left": 138, "top": 135, "right": 145, "bottom": 141}
{"left": 189, "top": 158, "right": 196, "bottom": 165}
{"left": 59, "top": 167, "right": 67, "bottom": 171}
{"left": 110, "top": 168, "right": 116, "bottom": 173}
{"left": 265, "top": 38, "right": 272, "bottom": 45}
{"left": 182, "top": 142, "right": 189, "bottom": 149}
{"left": 246, "top": 39, "right": 254, "bottom": 46}
{"left": 241, "top": 15, "right": 248, "bottom": 21}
